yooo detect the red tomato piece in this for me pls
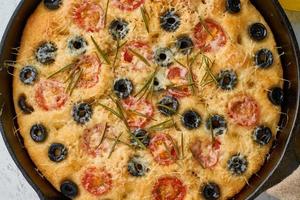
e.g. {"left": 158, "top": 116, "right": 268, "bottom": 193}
{"left": 122, "top": 96, "right": 154, "bottom": 128}
{"left": 152, "top": 176, "right": 187, "bottom": 200}
{"left": 227, "top": 94, "right": 260, "bottom": 127}
{"left": 77, "top": 54, "right": 101, "bottom": 89}
{"left": 81, "top": 123, "right": 109, "bottom": 157}
{"left": 81, "top": 167, "right": 112, "bottom": 196}
{"left": 190, "top": 139, "right": 221, "bottom": 169}
{"left": 35, "top": 80, "right": 68, "bottom": 111}
{"left": 72, "top": 0, "right": 104, "bottom": 32}
{"left": 113, "top": 0, "right": 145, "bottom": 11}
{"left": 149, "top": 133, "right": 178, "bottom": 166}
{"left": 193, "top": 19, "right": 227, "bottom": 52}
{"left": 166, "top": 66, "right": 191, "bottom": 98}
{"left": 122, "top": 41, "right": 152, "bottom": 70}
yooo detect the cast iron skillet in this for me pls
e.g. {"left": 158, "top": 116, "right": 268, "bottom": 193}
{"left": 0, "top": 0, "right": 299, "bottom": 199}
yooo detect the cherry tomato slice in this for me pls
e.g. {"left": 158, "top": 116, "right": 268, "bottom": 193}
{"left": 152, "top": 176, "right": 186, "bottom": 200}
{"left": 193, "top": 19, "right": 227, "bottom": 52}
{"left": 77, "top": 54, "right": 101, "bottom": 89}
{"left": 190, "top": 139, "right": 221, "bottom": 169}
{"left": 122, "top": 96, "right": 154, "bottom": 128}
{"left": 122, "top": 41, "right": 152, "bottom": 71}
{"left": 81, "top": 123, "right": 109, "bottom": 157}
{"left": 113, "top": 0, "right": 145, "bottom": 11}
{"left": 72, "top": 0, "right": 104, "bottom": 32}
{"left": 166, "top": 66, "right": 191, "bottom": 98}
{"left": 149, "top": 133, "right": 178, "bottom": 166}
{"left": 81, "top": 167, "right": 112, "bottom": 196}
{"left": 227, "top": 94, "right": 260, "bottom": 127}
{"left": 35, "top": 80, "right": 68, "bottom": 111}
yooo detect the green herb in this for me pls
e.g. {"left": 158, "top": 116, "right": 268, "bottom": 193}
{"left": 128, "top": 109, "right": 157, "bottom": 121}
{"left": 168, "top": 83, "right": 195, "bottom": 89}
{"left": 98, "top": 96, "right": 147, "bottom": 150}
{"left": 47, "top": 63, "right": 74, "bottom": 79}
{"left": 198, "top": 14, "right": 213, "bottom": 37}
{"left": 200, "top": 55, "right": 218, "bottom": 87}
{"left": 128, "top": 48, "right": 151, "bottom": 67}
{"left": 140, "top": 6, "right": 150, "bottom": 33}
{"left": 96, "top": 122, "right": 107, "bottom": 149}
{"left": 157, "top": 103, "right": 181, "bottom": 117}
{"left": 91, "top": 36, "right": 110, "bottom": 65}
{"left": 104, "top": 0, "right": 110, "bottom": 27}
{"left": 162, "top": 141, "right": 176, "bottom": 162}
{"left": 134, "top": 67, "right": 158, "bottom": 100}
{"left": 105, "top": 136, "right": 131, "bottom": 147}
{"left": 147, "top": 119, "right": 175, "bottom": 131}
{"left": 108, "top": 132, "right": 123, "bottom": 158}
{"left": 66, "top": 68, "right": 83, "bottom": 95}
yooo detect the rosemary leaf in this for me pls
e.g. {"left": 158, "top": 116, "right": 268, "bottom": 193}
{"left": 181, "top": 132, "right": 184, "bottom": 159}
{"left": 198, "top": 14, "right": 213, "bottom": 37}
{"left": 108, "top": 132, "right": 123, "bottom": 158}
{"left": 104, "top": 0, "right": 110, "bottom": 27}
{"left": 147, "top": 119, "right": 174, "bottom": 131}
{"left": 128, "top": 48, "right": 151, "bottom": 67}
{"left": 134, "top": 67, "right": 158, "bottom": 99}
{"left": 91, "top": 36, "right": 110, "bottom": 65}
{"left": 129, "top": 110, "right": 157, "bottom": 121}
{"left": 67, "top": 69, "right": 83, "bottom": 95}
{"left": 96, "top": 122, "right": 107, "bottom": 149}
{"left": 157, "top": 104, "right": 180, "bottom": 116}
{"left": 140, "top": 6, "right": 150, "bottom": 33}
{"left": 105, "top": 136, "right": 131, "bottom": 147}
{"left": 47, "top": 63, "right": 74, "bottom": 79}
{"left": 98, "top": 102, "right": 123, "bottom": 119}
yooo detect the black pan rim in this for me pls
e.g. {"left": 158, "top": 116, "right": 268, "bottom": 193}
{"left": 0, "top": 0, "right": 299, "bottom": 199}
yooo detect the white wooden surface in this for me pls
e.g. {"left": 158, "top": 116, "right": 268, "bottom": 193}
{"left": 0, "top": 1, "right": 299, "bottom": 199}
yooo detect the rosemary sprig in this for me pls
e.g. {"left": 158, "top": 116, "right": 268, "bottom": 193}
{"left": 134, "top": 67, "right": 158, "bottom": 100}
{"left": 163, "top": 141, "right": 176, "bottom": 162}
{"left": 91, "top": 36, "right": 110, "bottom": 65}
{"left": 104, "top": 0, "right": 110, "bottom": 27}
{"left": 140, "top": 6, "right": 150, "bottom": 33}
{"left": 200, "top": 55, "right": 218, "bottom": 87}
{"left": 47, "top": 63, "right": 74, "bottom": 79}
{"left": 189, "top": 50, "right": 202, "bottom": 67}
{"left": 108, "top": 132, "right": 123, "bottom": 158}
{"left": 66, "top": 68, "right": 83, "bottom": 95}
{"left": 157, "top": 104, "right": 181, "bottom": 117}
{"left": 128, "top": 110, "right": 157, "bottom": 121}
{"left": 168, "top": 83, "right": 195, "bottom": 89}
{"left": 98, "top": 97, "right": 147, "bottom": 150}
{"left": 105, "top": 136, "right": 131, "bottom": 147}
{"left": 147, "top": 119, "right": 174, "bottom": 131}
{"left": 198, "top": 14, "right": 213, "bottom": 37}
{"left": 128, "top": 48, "right": 151, "bottom": 67}
{"left": 96, "top": 122, "right": 107, "bottom": 149}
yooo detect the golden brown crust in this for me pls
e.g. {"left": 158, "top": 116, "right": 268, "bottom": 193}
{"left": 13, "top": 0, "right": 283, "bottom": 199}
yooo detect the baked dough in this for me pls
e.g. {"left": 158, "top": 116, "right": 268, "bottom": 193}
{"left": 13, "top": 0, "right": 283, "bottom": 199}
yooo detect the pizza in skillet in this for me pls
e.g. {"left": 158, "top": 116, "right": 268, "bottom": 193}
{"left": 13, "top": 0, "right": 284, "bottom": 199}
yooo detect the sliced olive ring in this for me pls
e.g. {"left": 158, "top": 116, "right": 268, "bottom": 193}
{"left": 30, "top": 124, "right": 47, "bottom": 143}
{"left": 157, "top": 96, "right": 179, "bottom": 116}
{"left": 160, "top": 9, "right": 181, "bottom": 32}
{"left": 68, "top": 36, "right": 88, "bottom": 55}
{"left": 60, "top": 180, "right": 78, "bottom": 198}
{"left": 176, "top": 36, "right": 194, "bottom": 55}
{"left": 181, "top": 110, "right": 201, "bottom": 129}
{"left": 18, "top": 94, "right": 34, "bottom": 114}
{"left": 255, "top": 48, "right": 273, "bottom": 68}
{"left": 206, "top": 115, "right": 227, "bottom": 136}
{"left": 131, "top": 129, "right": 150, "bottom": 148}
{"left": 217, "top": 70, "right": 238, "bottom": 90}
{"left": 226, "top": 0, "right": 241, "bottom": 14}
{"left": 201, "top": 182, "right": 221, "bottom": 200}
{"left": 44, "top": 0, "right": 62, "bottom": 10}
{"left": 253, "top": 126, "right": 272, "bottom": 145}
{"left": 227, "top": 154, "right": 248, "bottom": 175}
{"left": 127, "top": 155, "right": 149, "bottom": 177}
{"left": 268, "top": 87, "right": 284, "bottom": 106}
{"left": 109, "top": 19, "right": 129, "bottom": 40}
{"left": 19, "top": 66, "right": 38, "bottom": 85}
{"left": 154, "top": 48, "right": 173, "bottom": 67}
{"left": 114, "top": 78, "right": 133, "bottom": 99}
{"left": 48, "top": 143, "right": 68, "bottom": 162}
{"left": 72, "top": 103, "right": 93, "bottom": 124}
{"left": 249, "top": 23, "right": 267, "bottom": 41}
{"left": 36, "top": 41, "right": 58, "bottom": 65}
